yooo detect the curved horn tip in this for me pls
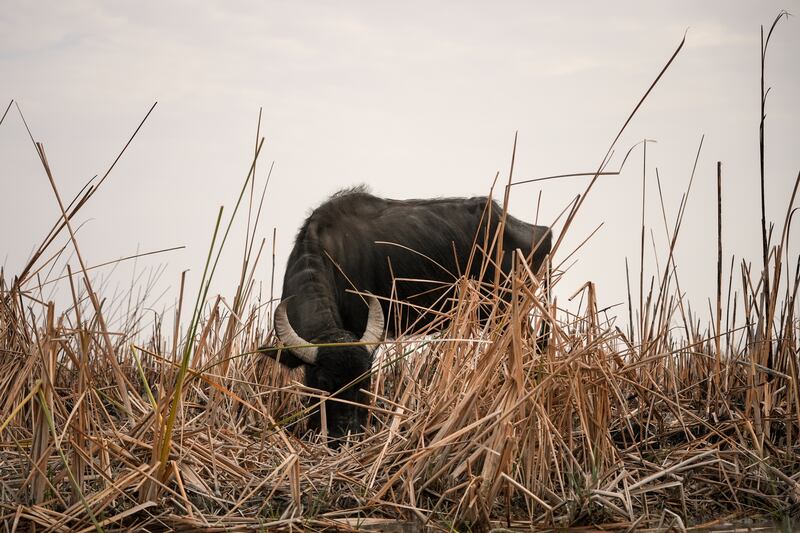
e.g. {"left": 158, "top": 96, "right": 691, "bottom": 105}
{"left": 274, "top": 300, "right": 318, "bottom": 365}
{"left": 360, "top": 295, "right": 385, "bottom": 346}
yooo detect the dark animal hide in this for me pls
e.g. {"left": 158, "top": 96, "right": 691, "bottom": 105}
{"left": 263, "top": 187, "right": 551, "bottom": 444}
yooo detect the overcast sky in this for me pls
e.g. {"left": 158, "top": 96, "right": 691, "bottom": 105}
{"left": 2, "top": 1, "right": 798, "bottom": 332}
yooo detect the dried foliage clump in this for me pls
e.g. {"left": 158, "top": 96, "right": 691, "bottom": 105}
{"left": 2, "top": 19, "right": 799, "bottom": 532}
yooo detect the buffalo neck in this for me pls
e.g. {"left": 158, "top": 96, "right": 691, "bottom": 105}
{"left": 281, "top": 226, "right": 344, "bottom": 340}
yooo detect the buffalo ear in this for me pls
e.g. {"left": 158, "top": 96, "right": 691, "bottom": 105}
{"left": 260, "top": 345, "right": 308, "bottom": 369}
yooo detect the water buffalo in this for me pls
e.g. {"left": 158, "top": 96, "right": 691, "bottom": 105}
{"left": 264, "top": 187, "right": 551, "bottom": 443}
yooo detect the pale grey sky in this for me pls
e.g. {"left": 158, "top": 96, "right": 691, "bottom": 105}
{"left": 2, "top": 1, "right": 798, "bottom": 329}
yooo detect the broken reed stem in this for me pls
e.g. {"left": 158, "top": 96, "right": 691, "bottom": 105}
{"left": 757, "top": 11, "right": 788, "bottom": 371}
{"left": 639, "top": 139, "right": 647, "bottom": 346}
{"left": 715, "top": 161, "right": 723, "bottom": 390}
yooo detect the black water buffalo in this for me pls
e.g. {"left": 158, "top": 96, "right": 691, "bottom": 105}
{"left": 264, "top": 187, "right": 551, "bottom": 443}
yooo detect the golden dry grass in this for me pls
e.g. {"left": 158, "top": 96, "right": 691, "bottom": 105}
{"left": 2, "top": 212, "right": 798, "bottom": 531}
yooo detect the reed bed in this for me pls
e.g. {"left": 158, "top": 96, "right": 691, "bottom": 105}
{"left": 2, "top": 21, "right": 799, "bottom": 532}
{"left": 2, "top": 200, "right": 798, "bottom": 532}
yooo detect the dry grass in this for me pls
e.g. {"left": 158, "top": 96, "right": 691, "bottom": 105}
{"left": 2, "top": 21, "right": 800, "bottom": 532}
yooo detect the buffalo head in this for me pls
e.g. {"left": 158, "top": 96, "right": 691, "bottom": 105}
{"left": 269, "top": 296, "right": 384, "bottom": 444}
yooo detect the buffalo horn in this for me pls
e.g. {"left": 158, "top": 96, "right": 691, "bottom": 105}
{"left": 274, "top": 301, "right": 318, "bottom": 365}
{"left": 359, "top": 296, "right": 385, "bottom": 346}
